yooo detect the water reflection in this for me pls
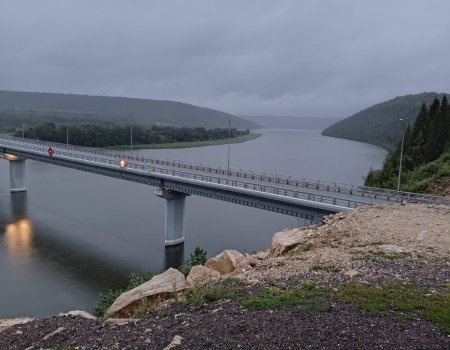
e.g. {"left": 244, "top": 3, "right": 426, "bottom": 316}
{"left": 4, "top": 193, "right": 34, "bottom": 264}
{"left": 5, "top": 218, "right": 34, "bottom": 263}
{"left": 164, "top": 244, "right": 184, "bottom": 270}
{"left": 1, "top": 192, "right": 135, "bottom": 290}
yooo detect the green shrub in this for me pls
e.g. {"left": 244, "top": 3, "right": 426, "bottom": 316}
{"left": 93, "top": 272, "right": 154, "bottom": 317}
{"left": 178, "top": 246, "right": 207, "bottom": 277}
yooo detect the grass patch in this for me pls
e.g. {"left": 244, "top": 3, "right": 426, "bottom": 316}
{"left": 242, "top": 282, "right": 331, "bottom": 315}
{"left": 340, "top": 282, "right": 450, "bottom": 334}
{"left": 107, "top": 133, "right": 261, "bottom": 150}
{"left": 311, "top": 262, "right": 341, "bottom": 273}
{"left": 303, "top": 243, "right": 315, "bottom": 251}
{"left": 372, "top": 251, "right": 412, "bottom": 260}
{"left": 243, "top": 280, "right": 449, "bottom": 334}
{"left": 175, "top": 313, "right": 188, "bottom": 322}
{"left": 185, "top": 277, "right": 245, "bottom": 307}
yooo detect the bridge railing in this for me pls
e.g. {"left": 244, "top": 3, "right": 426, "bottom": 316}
{"left": 0, "top": 138, "right": 373, "bottom": 209}
{"left": 0, "top": 136, "right": 357, "bottom": 190}
{"left": 119, "top": 159, "right": 373, "bottom": 209}
{"left": 2, "top": 136, "right": 449, "bottom": 206}
{"left": 358, "top": 186, "right": 450, "bottom": 205}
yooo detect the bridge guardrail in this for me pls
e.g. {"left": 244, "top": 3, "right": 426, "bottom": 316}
{"left": 0, "top": 136, "right": 358, "bottom": 192}
{"left": 0, "top": 138, "right": 373, "bottom": 210}
{"left": 1, "top": 136, "right": 449, "bottom": 206}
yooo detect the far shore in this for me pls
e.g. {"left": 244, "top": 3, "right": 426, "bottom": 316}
{"left": 105, "top": 132, "right": 262, "bottom": 150}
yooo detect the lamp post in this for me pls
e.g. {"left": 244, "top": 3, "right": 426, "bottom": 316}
{"left": 121, "top": 111, "right": 133, "bottom": 155}
{"left": 223, "top": 115, "right": 231, "bottom": 171}
{"left": 397, "top": 118, "right": 405, "bottom": 192}
{"left": 130, "top": 114, "right": 133, "bottom": 155}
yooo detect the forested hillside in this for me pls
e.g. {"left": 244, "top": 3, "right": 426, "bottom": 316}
{"left": 322, "top": 92, "right": 448, "bottom": 150}
{"left": 365, "top": 96, "right": 450, "bottom": 193}
{"left": 18, "top": 122, "right": 250, "bottom": 148}
{"left": 0, "top": 90, "right": 258, "bottom": 130}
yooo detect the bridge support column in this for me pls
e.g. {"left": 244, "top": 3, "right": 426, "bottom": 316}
{"left": 8, "top": 156, "right": 27, "bottom": 193}
{"left": 155, "top": 188, "right": 189, "bottom": 246}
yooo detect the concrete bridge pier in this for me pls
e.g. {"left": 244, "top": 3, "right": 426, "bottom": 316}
{"left": 6, "top": 155, "right": 27, "bottom": 193}
{"left": 155, "top": 188, "right": 189, "bottom": 246}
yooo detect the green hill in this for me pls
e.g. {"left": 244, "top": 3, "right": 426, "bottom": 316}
{"left": 0, "top": 90, "right": 258, "bottom": 130}
{"left": 364, "top": 95, "right": 450, "bottom": 194}
{"left": 322, "top": 92, "right": 449, "bottom": 150}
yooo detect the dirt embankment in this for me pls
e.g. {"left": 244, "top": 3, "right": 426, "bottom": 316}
{"left": 234, "top": 203, "right": 450, "bottom": 284}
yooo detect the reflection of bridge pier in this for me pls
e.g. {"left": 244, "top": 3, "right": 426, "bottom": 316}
{"left": 4, "top": 191, "right": 34, "bottom": 263}
{"left": 164, "top": 244, "right": 185, "bottom": 270}
{"left": 3, "top": 154, "right": 27, "bottom": 193}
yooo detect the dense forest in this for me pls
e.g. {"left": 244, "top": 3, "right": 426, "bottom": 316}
{"left": 365, "top": 96, "right": 450, "bottom": 192}
{"left": 16, "top": 122, "right": 249, "bottom": 148}
{"left": 0, "top": 90, "right": 258, "bottom": 130}
{"left": 322, "top": 92, "right": 448, "bottom": 150}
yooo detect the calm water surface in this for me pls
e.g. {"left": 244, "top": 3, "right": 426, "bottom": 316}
{"left": 0, "top": 130, "right": 386, "bottom": 317}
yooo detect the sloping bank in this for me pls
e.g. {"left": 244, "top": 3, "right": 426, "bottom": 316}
{"left": 1, "top": 203, "right": 449, "bottom": 349}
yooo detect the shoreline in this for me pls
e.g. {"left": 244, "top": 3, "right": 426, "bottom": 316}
{"left": 105, "top": 132, "right": 262, "bottom": 150}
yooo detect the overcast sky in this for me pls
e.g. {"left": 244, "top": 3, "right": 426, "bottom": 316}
{"left": 0, "top": 1, "right": 449, "bottom": 118}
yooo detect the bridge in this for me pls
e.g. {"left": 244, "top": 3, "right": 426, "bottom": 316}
{"left": 1, "top": 135, "right": 448, "bottom": 246}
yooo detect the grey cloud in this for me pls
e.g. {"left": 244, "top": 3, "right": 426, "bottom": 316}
{"left": 0, "top": 0, "right": 449, "bottom": 117}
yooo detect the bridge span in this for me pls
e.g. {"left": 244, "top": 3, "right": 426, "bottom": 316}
{"left": 1, "top": 135, "right": 447, "bottom": 246}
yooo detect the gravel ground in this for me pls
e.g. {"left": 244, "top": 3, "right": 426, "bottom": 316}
{"left": 0, "top": 297, "right": 448, "bottom": 350}
{"left": 1, "top": 203, "right": 449, "bottom": 349}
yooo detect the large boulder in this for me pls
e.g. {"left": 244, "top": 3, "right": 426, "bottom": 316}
{"left": 105, "top": 268, "right": 185, "bottom": 318}
{"left": 204, "top": 250, "right": 246, "bottom": 275}
{"left": 186, "top": 265, "right": 221, "bottom": 288}
{"left": 269, "top": 228, "right": 307, "bottom": 257}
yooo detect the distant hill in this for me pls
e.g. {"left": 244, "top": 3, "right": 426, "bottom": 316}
{"left": 322, "top": 92, "right": 449, "bottom": 150}
{"left": 0, "top": 90, "right": 258, "bottom": 130}
{"left": 242, "top": 115, "right": 342, "bottom": 130}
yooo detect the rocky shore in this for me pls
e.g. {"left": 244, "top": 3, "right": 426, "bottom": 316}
{"left": 1, "top": 203, "right": 449, "bottom": 349}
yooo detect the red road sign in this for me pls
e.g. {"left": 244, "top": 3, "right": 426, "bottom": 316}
{"left": 48, "top": 147, "right": 53, "bottom": 157}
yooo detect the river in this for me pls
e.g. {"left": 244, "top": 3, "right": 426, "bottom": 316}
{"left": 0, "top": 129, "right": 386, "bottom": 317}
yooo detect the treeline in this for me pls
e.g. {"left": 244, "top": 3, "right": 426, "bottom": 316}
{"left": 17, "top": 122, "right": 249, "bottom": 147}
{"left": 365, "top": 96, "right": 450, "bottom": 190}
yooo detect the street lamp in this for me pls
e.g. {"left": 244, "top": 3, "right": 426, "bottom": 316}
{"left": 397, "top": 118, "right": 405, "bottom": 192}
{"left": 130, "top": 114, "right": 133, "bottom": 155}
{"left": 223, "top": 115, "right": 231, "bottom": 171}
{"left": 122, "top": 111, "right": 133, "bottom": 155}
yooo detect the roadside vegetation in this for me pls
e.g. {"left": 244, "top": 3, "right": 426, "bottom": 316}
{"left": 365, "top": 95, "right": 450, "bottom": 192}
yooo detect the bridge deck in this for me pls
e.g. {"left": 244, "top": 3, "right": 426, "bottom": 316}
{"left": 1, "top": 136, "right": 448, "bottom": 220}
